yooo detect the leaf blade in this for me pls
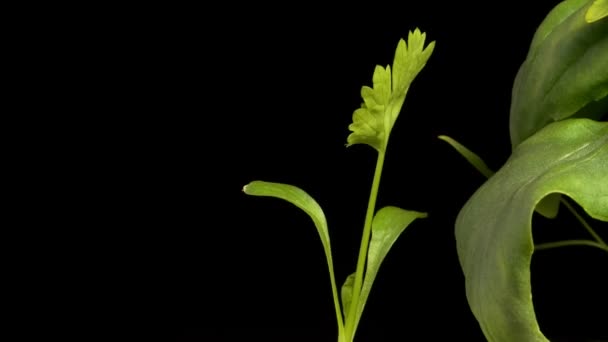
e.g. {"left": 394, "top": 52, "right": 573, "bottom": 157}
{"left": 456, "top": 119, "right": 608, "bottom": 342}
{"left": 243, "top": 181, "right": 331, "bottom": 247}
{"left": 586, "top": 0, "right": 608, "bottom": 22}
{"left": 243, "top": 180, "right": 344, "bottom": 330}
{"left": 350, "top": 206, "right": 427, "bottom": 334}
{"left": 509, "top": 0, "right": 608, "bottom": 148}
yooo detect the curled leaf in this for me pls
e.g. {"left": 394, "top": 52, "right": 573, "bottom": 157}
{"left": 456, "top": 119, "right": 608, "bottom": 342}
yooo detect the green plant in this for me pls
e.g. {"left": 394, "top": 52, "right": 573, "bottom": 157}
{"left": 243, "top": 29, "right": 435, "bottom": 342}
{"left": 440, "top": 0, "right": 607, "bottom": 341}
{"left": 243, "top": 0, "right": 607, "bottom": 341}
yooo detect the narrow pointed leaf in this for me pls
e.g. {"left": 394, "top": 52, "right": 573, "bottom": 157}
{"left": 438, "top": 135, "right": 494, "bottom": 178}
{"left": 350, "top": 206, "right": 427, "bottom": 334}
{"left": 438, "top": 135, "right": 561, "bottom": 218}
{"left": 456, "top": 119, "right": 608, "bottom": 342}
{"left": 510, "top": 0, "right": 608, "bottom": 148}
{"left": 243, "top": 181, "right": 332, "bottom": 252}
{"left": 347, "top": 29, "right": 435, "bottom": 152}
{"left": 243, "top": 180, "right": 344, "bottom": 328}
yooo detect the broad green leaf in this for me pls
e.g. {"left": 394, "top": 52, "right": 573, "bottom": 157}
{"left": 587, "top": 0, "right": 608, "bottom": 22}
{"left": 509, "top": 0, "right": 608, "bottom": 148}
{"left": 242, "top": 181, "right": 344, "bottom": 329}
{"left": 456, "top": 119, "right": 608, "bottom": 342}
{"left": 349, "top": 206, "right": 427, "bottom": 334}
{"left": 528, "top": 0, "right": 589, "bottom": 53}
{"left": 347, "top": 29, "right": 435, "bottom": 152}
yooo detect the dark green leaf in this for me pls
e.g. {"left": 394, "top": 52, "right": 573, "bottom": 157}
{"left": 510, "top": 0, "right": 608, "bottom": 148}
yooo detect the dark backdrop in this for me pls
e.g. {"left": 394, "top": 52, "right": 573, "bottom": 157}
{"left": 95, "top": 1, "right": 608, "bottom": 341}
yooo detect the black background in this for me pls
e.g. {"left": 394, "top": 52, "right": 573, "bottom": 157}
{"left": 84, "top": 1, "right": 608, "bottom": 341}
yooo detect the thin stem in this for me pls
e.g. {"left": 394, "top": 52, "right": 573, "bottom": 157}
{"left": 560, "top": 198, "right": 606, "bottom": 245}
{"left": 345, "top": 151, "right": 386, "bottom": 340}
{"left": 328, "top": 260, "right": 345, "bottom": 340}
{"left": 535, "top": 239, "right": 608, "bottom": 253}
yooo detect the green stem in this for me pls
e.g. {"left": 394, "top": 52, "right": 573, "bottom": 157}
{"left": 345, "top": 151, "right": 386, "bottom": 340}
{"left": 560, "top": 198, "right": 606, "bottom": 245}
{"left": 329, "top": 260, "right": 345, "bottom": 340}
{"left": 535, "top": 239, "right": 608, "bottom": 253}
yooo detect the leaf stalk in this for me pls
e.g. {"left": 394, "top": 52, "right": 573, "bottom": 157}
{"left": 345, "top": 150, "right": 386, "bottom": 339}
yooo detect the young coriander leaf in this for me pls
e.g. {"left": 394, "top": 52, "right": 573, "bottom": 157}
{"left": 347, "top": 29, "right": 435, "bottom": 153}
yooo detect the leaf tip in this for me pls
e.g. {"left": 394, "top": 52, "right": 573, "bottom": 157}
{"left": 437, "top": 135, "right": 457, "bottom": 147}
{"left": 585, "top": 0, "right": 608, "bottom": 23}
{"left": 242, "top": 182, "right": 256, "bottom": 194}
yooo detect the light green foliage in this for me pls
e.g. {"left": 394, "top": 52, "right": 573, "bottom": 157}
{"left": 510, "top": 0, "right": 608, "bottom": 148}
{"left": 455, "top": 119, "right": 608, "bottom": 342}
{"left": 341, "top": 273, "right": 355, "bottom": 320}
{"left": 242, "top": 181, "right": 333, "bottom": 263}
{"left": 242, "top": 181, "right": 345, "bottom": 333}
{"left": 587, "top": 0, "right": 608, "bottom": 22}
{"left": 244, "top": 2, "right": 607, "bottom": 340}
{"left": 528, "top": 0, "right": 588, "bottom": 52}
{"left": 347, "top": 29, "right": 435, "bottom": 152}
{"left": 344, "top": 207, "right": 427, "bottom": 333}
{"left": 244, "top": 30, "right": 433, "bottom": 342}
